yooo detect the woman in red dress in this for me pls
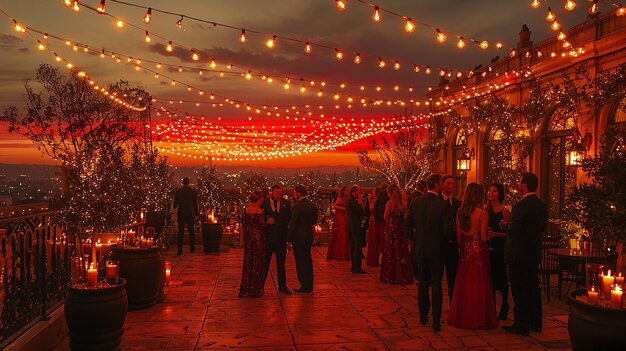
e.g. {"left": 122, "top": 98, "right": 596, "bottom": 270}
{"left": 326, "top": 186, "right": 350, "bottom": 260}
{"left": 238, "top": 190, "right": 267, "bottom": 298}
{"left": 448, "top": 183, "right": 498, "bottom": 329}
{"left": 380, "top": 184, "right": 414, "bottom": 285}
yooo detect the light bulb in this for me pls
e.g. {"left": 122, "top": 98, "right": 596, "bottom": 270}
{"left": 166, "top": 41, "right": 173, "bottom": 52}
{"left": 588, "top": 1, "right": 598, "bottom": 15}
{"left": 479, "top": 41, "right": 489, "bottom": 49}
{"left": 144, "top": 8, "right": 152, "bottom": 23}
{"left": 558, "top": 31, "right": 566, "bottom": 40}
{"left": 425, "top": 66, "right": 431, "bottom": 74}
{"left": 618, "top": 6, "right": 625, "bottom": 16}
{"left": 176, "top": 16, "right": 183, "bottom": 28}
{"left": 210, "top": 59, "right": 217, "bottom": 68}
{"left": 336, "top": 0, "right": 347, "bottom": 11}
{"left": 192, "top": 51, "right": 199, "bottom": 60}
{"left": 240, "top": 29, "right": 247, "bottom": 43}
{"left": 565, "top": 1, "right": 576, "bottom": 11}
{"left": 378, "top": 58, "right": 386, "bottom": 68}
{"left": 457, "top": 37, "right": 465, "bottom": 49}
{"left": 436, "top": 29, "right": 446, "bottom": 43}
{"left": 96, "top": 0, "right": 106, "bottom": 13}
{"left": 304, "top": 42, "right": 312, "bottom": 54}
{"left": 372, "top": 6, "right": 381, "bottom": 22}
{"left": 546, "top": 7, "right": 555, "bottom": 21}
{"left": 531, "top": 0, "right": 540, "bottom": 9}
{"left": 72, "top": 1, "right": 80, "bottom": 12}
{"left": 353, "top": 53, "right": 361, "bottom": 64}
{"left": 144, "top": 31, "right": 151, "bottom": 43}
{"left": 37, "top": 41, "right": 45, "bottom": 50}
{"left": 266, "top": 35, "right": 276, "bottom": 48}
{"left": 13, "top": 21, "right": 25, "bottom": 33}
{"left": 551, "top": 20, "right": 560, "bottom": 31}
{"left": 245, "top": 71, "right": 252, "bottom": 80}
{"left": 116, "top": 20, "right": 124, "bottom": 28}
{"left": 495, "top": 42, "right": 504, "bottom": 49}
{"left": 64, "top": 0, "right": 71, "bottom": 6}
{"left": 413, "top": 64, "right": 420, "bottom": 73}
{"left": 404, "top": 18, "right": 415, "bottom": 32}
{"left": 335, "top": 49, "right": 343, "bottom": 60}
{"left": 393, "top": 61, "right": 400, "bottom": 70}
{"left": 562, "top": 41, "right": 571, "bottom": 48}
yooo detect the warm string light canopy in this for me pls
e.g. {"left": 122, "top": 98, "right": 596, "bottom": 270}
{"left": 530, "top": 4, "right": 586, "bottom": 58}
{"left": 62, "top": 0, "right": 487, "bottom": 76}
{"left": 337, "top": 0, "right": 507, "bottom": 51}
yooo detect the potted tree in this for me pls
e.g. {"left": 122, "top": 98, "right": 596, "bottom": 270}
{"left": 564, "top": 127, "right": 626, "bottom": 350}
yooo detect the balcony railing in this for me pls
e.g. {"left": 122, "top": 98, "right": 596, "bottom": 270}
{"left": 0, "top": 208, "right": 70, "bottom": 348}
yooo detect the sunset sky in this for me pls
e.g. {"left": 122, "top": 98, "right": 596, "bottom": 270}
{"left": 0, "top": 0, "right": 590, "bottom": 168}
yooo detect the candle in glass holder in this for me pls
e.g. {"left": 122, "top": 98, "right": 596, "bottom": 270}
{"left": 611, "top": 285, "right": 623, "bottom": 310}
{"left": 165, "top": 260, "right": 171, "bottom": 284}
{"left": 95, "top": 242, "right": 103, "bottom": 262}
{"left": 128, "top": 230, "right": 136, "bottom": 245}
{"left": 147, "top": 239, "right": 153, "bottom": 248}
{"left": 87, "top": 264, "right": 98, "bottom": 286}
{"left": 106, "top": 260, "right": 118, "bottom": 285}
{"left": 616, "top": 273, "right": 624, "bottom": 287}
{"left": 603, "top": 270, "right": 614, "bottom": 299}
{"left": 588, "top": 286, "right": 599, "bottom": 304}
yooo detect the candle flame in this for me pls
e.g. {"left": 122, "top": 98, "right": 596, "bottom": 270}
{"left": 616, "top": 285, "right": 622, "bottom": 292}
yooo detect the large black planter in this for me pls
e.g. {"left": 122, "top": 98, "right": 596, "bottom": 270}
{"left": 110, "top": 247, "right": 163, "bottom": 310}
{"left": 64, "top": 278, "right": 128, "bottom": 351}
{"left": 568, "top": 289, "right": 626, "bottom": 350}
{"left": 202, "top": 223, "right": 223, "bottom": 252}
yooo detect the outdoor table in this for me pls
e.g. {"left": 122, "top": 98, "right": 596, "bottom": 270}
{"left": 551, "top": 248, "right": 608, "bottom": 298}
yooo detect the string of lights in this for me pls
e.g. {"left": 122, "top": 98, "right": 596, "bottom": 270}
{"left": 336, "top": 0, "right": 506, "bottom": 51}
{"left": 62, "top": 0, "right": 476, "bottom": 78}
{"left": 530, "top": 0, "right": 624, "bottom": 16}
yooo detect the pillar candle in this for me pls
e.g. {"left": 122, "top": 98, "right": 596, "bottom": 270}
{"left": 165, "top": 268, "right": 171, "bottom": 283}
{"left": 616, "top": 273, "right": 624, "bottom": 287}
{"left": 87, "top": 266, "right": 98, "bottom": 286}
{"left": 106, "top": 263, "right": 118, "bottom": 280}
{"left": 611, "top": 286, "right": 623, "bottom": 310}
{"left": 588, "top": 287, "right": 599, "bottom": 304}
{"left": 603, "top": 270, "right": 614, "bottom": 299}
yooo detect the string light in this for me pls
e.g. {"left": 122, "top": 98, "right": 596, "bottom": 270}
{"left": 372, "top": 6, "right": 381, "bottom": 22}
{"left": 265, "top": 35, "right": 276, "bottom": 48}
{"left": 531, "top": 0, "right": 541, "bottom": 9}
{"left": 335, "top": 48, "right": 344, "bottom": 60}
{"left": 96, "top": 0, "right": 106, "bottom": 13}
{"left": 353, "top": 53, "right": 361, "bottom": 64}
{"left": 558, "top": 31, "right": 566, "bottom": 40}
{"left": 457, "top": 37, "right": 465, "bottom": 49}
{"left": 166, "top": 41, "right": 173, "bottom": 52}
{"left": 393, "top": 61, "right": 400, "bottom": 70}
{"left": 564, "top": 1, "right": 576, "bottom": 11}
{"left": 191, "top": 50, "right": 199, "bottom": 61}
{"left": 404, "top": 17, "right": 415, "bottom": 32}
{"left": 72, "top": 1, "right": 80, "bottom": 12}
{"left": 116, "top": 19, "right": 124, "bottom": 28}
{"left": 546, "top": 7, "right": 555, "bottom": 21}
{"left": 588, "top": 1, "right": 599, "bottom": 15}
{"left": 176, "top": 16, "right": 183, "bottom": 28}
{"left": 378, "top": 58, "right": 386, "bottom": 68}
{"left": 436, "top": 29, "right": 447, "bottom": 43}
{"left": 304, "top": 42, "right": 312, "bottom": 54}
{"left": 12, "top": 19, "right": 25, "bottom": 33}
{"left": 551, "top": 20, "right": 561, "bottom": 31}
{"left": 144, "top": 8, "right": 152, "bottom": 23}
{"left": 144, "top": 31, "right": 151, "bottom": 43}
{"left": 336, "top": 0, "right": 347, "bottom": 11}
{"left": 240, "top": 29, "right": 247, "bottom": 43}
{"left": 479, "top": 41, "right": 489, "bottom": 50}
{"left": 617, "top": 6, "right": 625, "bottom": 16}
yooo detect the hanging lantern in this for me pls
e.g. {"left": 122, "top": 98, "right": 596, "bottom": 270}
{"left": 457, "top": 151, "right": 471, "bottom": 171}
{"left": 566, "top": 142, "right": 586, "bottom": 166}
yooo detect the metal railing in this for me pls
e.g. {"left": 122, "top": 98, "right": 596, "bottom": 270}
{"left": 0, "top": 209, "right": 70, "bottom": 348}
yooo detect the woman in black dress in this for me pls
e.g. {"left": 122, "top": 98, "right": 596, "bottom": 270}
{"left": 485, "top": 182, "right": 511, "bottom": 320}
{"left": 238, "top": 190, "right": 267, "bottom": 298}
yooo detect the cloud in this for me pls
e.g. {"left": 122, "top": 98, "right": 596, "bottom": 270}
{"left": 18, "top": 48, "right": 30, "bottom": 54}
{"left": 0, "top": 34, "right": 24, "bottom": 50}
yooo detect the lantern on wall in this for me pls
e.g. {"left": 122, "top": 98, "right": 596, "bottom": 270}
{"left": 456, "top": 148, "right": 474, "bottom": 171}
{"left": 566, "top": 141, "right": 586, "bottom": 166}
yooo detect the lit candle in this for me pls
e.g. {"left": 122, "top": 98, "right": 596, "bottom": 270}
{"left": 165, "top": 268, "right": 171, "bottom": 283}
{"left": 96, "top": 242, "right": 103, "bottom": 262}
{"left": 106, "top": 262, "right": 118, "bottom": 284}
{"left": 588, "top": 287, "right": 599, "bottom": 304}
{"left": 616, "top": 272, "right": 624, "bottom": 287}
{"left": 611, "top": 285, "right": 623, "bottom": 310}
{"left": 147, "top": 239, "right": 153, "bottom": 248}
{"left": 603, "top": 270, "right": 614, "bottom": 299}
{"left": 87, "top": 264, "right": 98, "bottom": 286}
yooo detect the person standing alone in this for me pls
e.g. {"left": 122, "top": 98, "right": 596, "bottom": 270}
{"left": 288, "top": 185, "right": 318, "bottom": 293}
{"left": 173, "top": 177, "right": 199, "bottom": 255}
{"left": 261, "top": 185, "right": 292, "bottom": 294}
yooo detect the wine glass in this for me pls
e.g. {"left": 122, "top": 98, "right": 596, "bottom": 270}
{"left": 487, "top": 230, "right": 495, "bottom": 251}
{"left": 360, "top": 216, "right": 367, "bottom": 228}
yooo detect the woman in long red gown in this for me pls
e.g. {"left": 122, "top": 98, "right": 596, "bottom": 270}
{"left": 380, "top": 184, "right": 414, "bottom": 285}
{"left": 326, "top": 186, "right": 350, "bottom": 260}
{"left": 238, "top": 190, "right": 267, "bottom": 298}
{"left": 448, "top": 183, "right": 498, "bottom": 329}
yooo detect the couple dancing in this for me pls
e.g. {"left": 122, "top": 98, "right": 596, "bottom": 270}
{"left": 238, "top": 184, "right": 318, "bottom": 298}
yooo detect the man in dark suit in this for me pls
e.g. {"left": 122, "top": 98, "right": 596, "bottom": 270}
{"left": 501, "top": 172, "right": 548, "bottom": 337}
{"left": 346, "top": 184, "right": 368, "bottom": 274}
{"left": 407, "top": 179, "right": 428, "bottom": 282}
{"left": 440, "top": 175, "right": 461, "bottom": 301}
{"left": 173, "top": 177, "right": 199, "bottom": 255}
{"left": 408, "top": 179, "right": 428, "bottom": 205}
{"left": 405, "top": 174, "right": 451, "bottom": 332}
{"left": 288, "top": 184, "right": 318, "bottom": 293}
{"left": 261, "top": 184, "right": 292, "bottom": 294}
{"left": 373, "top": 182, "right": 389, "bottom": 256}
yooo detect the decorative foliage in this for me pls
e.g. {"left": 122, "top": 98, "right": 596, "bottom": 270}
{"left": 241, "top": 172, "right": 268, "bottom": 200}
{"left": 128, "top": 145, "right": 172, "bottom": 213}
{"left": 564, "top": 128, "right": 626, "bottom": 245}
{"left": 300, "top": 170, "right": 321, "bottom": 201}
{"left": 197, "top": 165, "right": 226, "bottom": 212}
{"left": 357, "top": 125, "right": 441, "bottom": 189}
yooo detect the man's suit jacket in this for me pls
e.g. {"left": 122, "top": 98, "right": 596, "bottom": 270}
{"left": 346, "top": 196, "right": 366, "bottom": 238}
{"left": 373, "top": 190, "right": 389, "bottom": 223}
{"left": 288, "top": 197, "right": 318, "bottom": 246}
{"left": 260, "top": 197, "right": 292, "bottom": 240}
{"left": 503, "top": 194, "right": 548, "bottom": 266}
{"left": 408, "top": 190, "right": 423, "bottom": 207}
{"left": 405, "top": 192, "right": 450, "bottom": 259}
{"left": 441, "top": 194, "right": 461, "bottom": 244}
{"left": 173, "top": 185, "right": 199, "bottom": 217}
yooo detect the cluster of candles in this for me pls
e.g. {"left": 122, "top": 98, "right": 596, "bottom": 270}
{"left": 588, "top": 270, "right": 624, "bottom": 309}
{"left": 314, "top": 225, "right": 322, "bottom": 233}
{"left": 125, "top": 230, "right": 154, "bottom": 248}
{"left": 206, "top": 211, "right": 219, "bottom": 224}
{"left": 86, "top": 260, "right": 118, "bottom": 287}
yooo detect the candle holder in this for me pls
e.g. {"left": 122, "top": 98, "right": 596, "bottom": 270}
{"left": 164, "top": 260, "right": 171, "bottom": 285}
{"left": 586, "top": 263, "right": 603, "bottom": 292}
{"left": 106, "top": 259, "right": 119, "bottom": 285}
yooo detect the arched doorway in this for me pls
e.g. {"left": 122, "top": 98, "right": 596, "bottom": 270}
{"left": 452, "top": 129, "right": 468, "bottom": 195}
{"left": 541, "top": 106, "right": 578, "bottom": 237}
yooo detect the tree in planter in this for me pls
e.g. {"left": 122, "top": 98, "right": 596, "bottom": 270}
{"left": 300, "top": 170, "right": 321, "bottom": 202}
{"left": 564, "top": 128, "right": 626, "bottom": 247}
{"left": 241, "top": 172, "right": 268, "bottom": 201}
{"left": 197, "top": 165, "right": 226, "bottom": 215}
{"left": 357, "top": 125, "right": 441, "bottom": 189}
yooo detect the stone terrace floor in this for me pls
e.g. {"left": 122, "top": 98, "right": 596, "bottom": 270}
{"left": 53, "top": 246, "right": 573, "bottom": 350}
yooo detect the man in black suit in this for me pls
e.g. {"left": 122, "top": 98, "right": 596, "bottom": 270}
{"left": 501, "top": 172, "right": 548, "bottom": 337}
{"left": 346, "top": 184, "right": 367, "bottom": 274}
{"left": 261, "top": 184, "right": 292, "bottom": 294}
{"left": 173, "top": 177, "right": 199, "bottom": 255}
{"left": 407, "top": 179, "right": 428, "bottom": 282}
{"left": 288, "top": 184, "right": 318, "bottom": 293}
{"left": 405, "top": 174, "right": 451, "bottom": 332}
{"left": 408, "top": 179, "right": 427, "bottom": 205}
{"left": 373, "top": 182, "right": 389, "bottom": 257}
{"left": 440, "top": 175, "right": 461, "bottom": 301}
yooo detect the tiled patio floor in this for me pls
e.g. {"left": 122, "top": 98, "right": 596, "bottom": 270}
{"left": 53, "top": 246, "right": 573, "bottom": 350}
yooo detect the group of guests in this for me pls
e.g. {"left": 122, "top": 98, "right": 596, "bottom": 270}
{"left": 236, "top": 172, "right": 548, "bottom": 337}
{"left": 325, "top": 172, "right": 548, "bottom": 335}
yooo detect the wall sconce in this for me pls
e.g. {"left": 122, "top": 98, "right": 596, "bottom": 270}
{"left": 566, "top": 141, "right": 586, "bottom": 167}
{"left": 457, "top": 148, "right": 475, "bottom": 171}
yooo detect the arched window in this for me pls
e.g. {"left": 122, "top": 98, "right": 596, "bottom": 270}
{"left": 452, "top": 128, "right": 469, "bottom": 194}
{"left": 611, "top": 95, "right": 626, "bottom": 125}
